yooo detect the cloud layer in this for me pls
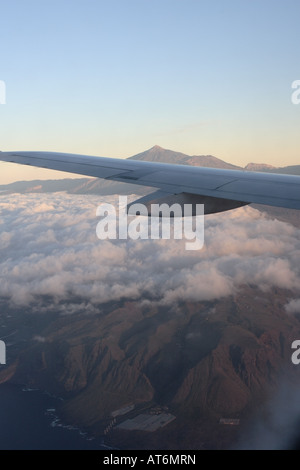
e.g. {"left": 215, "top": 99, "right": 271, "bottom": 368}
{"left": 0, "top": 193, "right": 300, "bottom": 312}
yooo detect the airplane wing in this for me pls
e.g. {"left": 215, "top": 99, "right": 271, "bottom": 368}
{"left": 0, "top": 150, "right": 299, "bottom": 214}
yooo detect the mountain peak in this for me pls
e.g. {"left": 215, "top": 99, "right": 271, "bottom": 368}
{"left": 150, "top": 145, "right": 164, "bottom": 151}
{"left": 130, "top": 146, "right": 241, "bottom": 170}
{"left": 244, "top": 162, "right": 277, "bottom": 172}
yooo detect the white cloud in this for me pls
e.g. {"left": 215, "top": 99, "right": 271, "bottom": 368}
{"left": 236, "top": 380, "right": 300, "bottom": 449}
{"left": 0, "top": 193, "right": 299, "bottom": 312}
{"left": 285, "top": 299, "right": 300, "bottom": 314}
{"left": 33, "top": 335, "right": 46, "bottom": 343}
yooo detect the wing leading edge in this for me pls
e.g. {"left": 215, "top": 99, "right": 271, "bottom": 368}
{"left": 0, "top": 150, "right": 300, "bottom": 214}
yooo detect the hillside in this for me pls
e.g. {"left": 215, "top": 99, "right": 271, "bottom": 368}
{"left": 1, "top": 284, "right": 300, "bottom": 449}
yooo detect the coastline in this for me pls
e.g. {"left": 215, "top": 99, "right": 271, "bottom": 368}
{"left": 0, "top": 382, "right": 113, "bottom": 450}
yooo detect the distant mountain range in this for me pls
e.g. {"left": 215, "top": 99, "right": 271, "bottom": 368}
{"left": 0, "top": 145, "right": 299, "bottom": 195}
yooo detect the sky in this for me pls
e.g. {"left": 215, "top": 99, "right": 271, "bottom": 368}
{"left": 0, "top": 0, "right": 299, "bottom": 184}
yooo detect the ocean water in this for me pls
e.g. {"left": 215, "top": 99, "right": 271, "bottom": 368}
{"left": 0, "top": 383, "right": 106, "bottom": 450}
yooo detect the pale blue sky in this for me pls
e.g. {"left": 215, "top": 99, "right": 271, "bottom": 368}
{"left": 0, "top": 0, "right": 299, "bottom": 183}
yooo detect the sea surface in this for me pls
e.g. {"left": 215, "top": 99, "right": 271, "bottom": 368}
{"left": 0, "top": 383, "right": 108, "bottom": 450}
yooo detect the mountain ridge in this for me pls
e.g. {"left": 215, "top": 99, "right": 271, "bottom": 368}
{"left": 129, "top": 145, "right": 241, "bottom": 170}
{"left": 0, "top": 286, "right": 299, "bottom": 449}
